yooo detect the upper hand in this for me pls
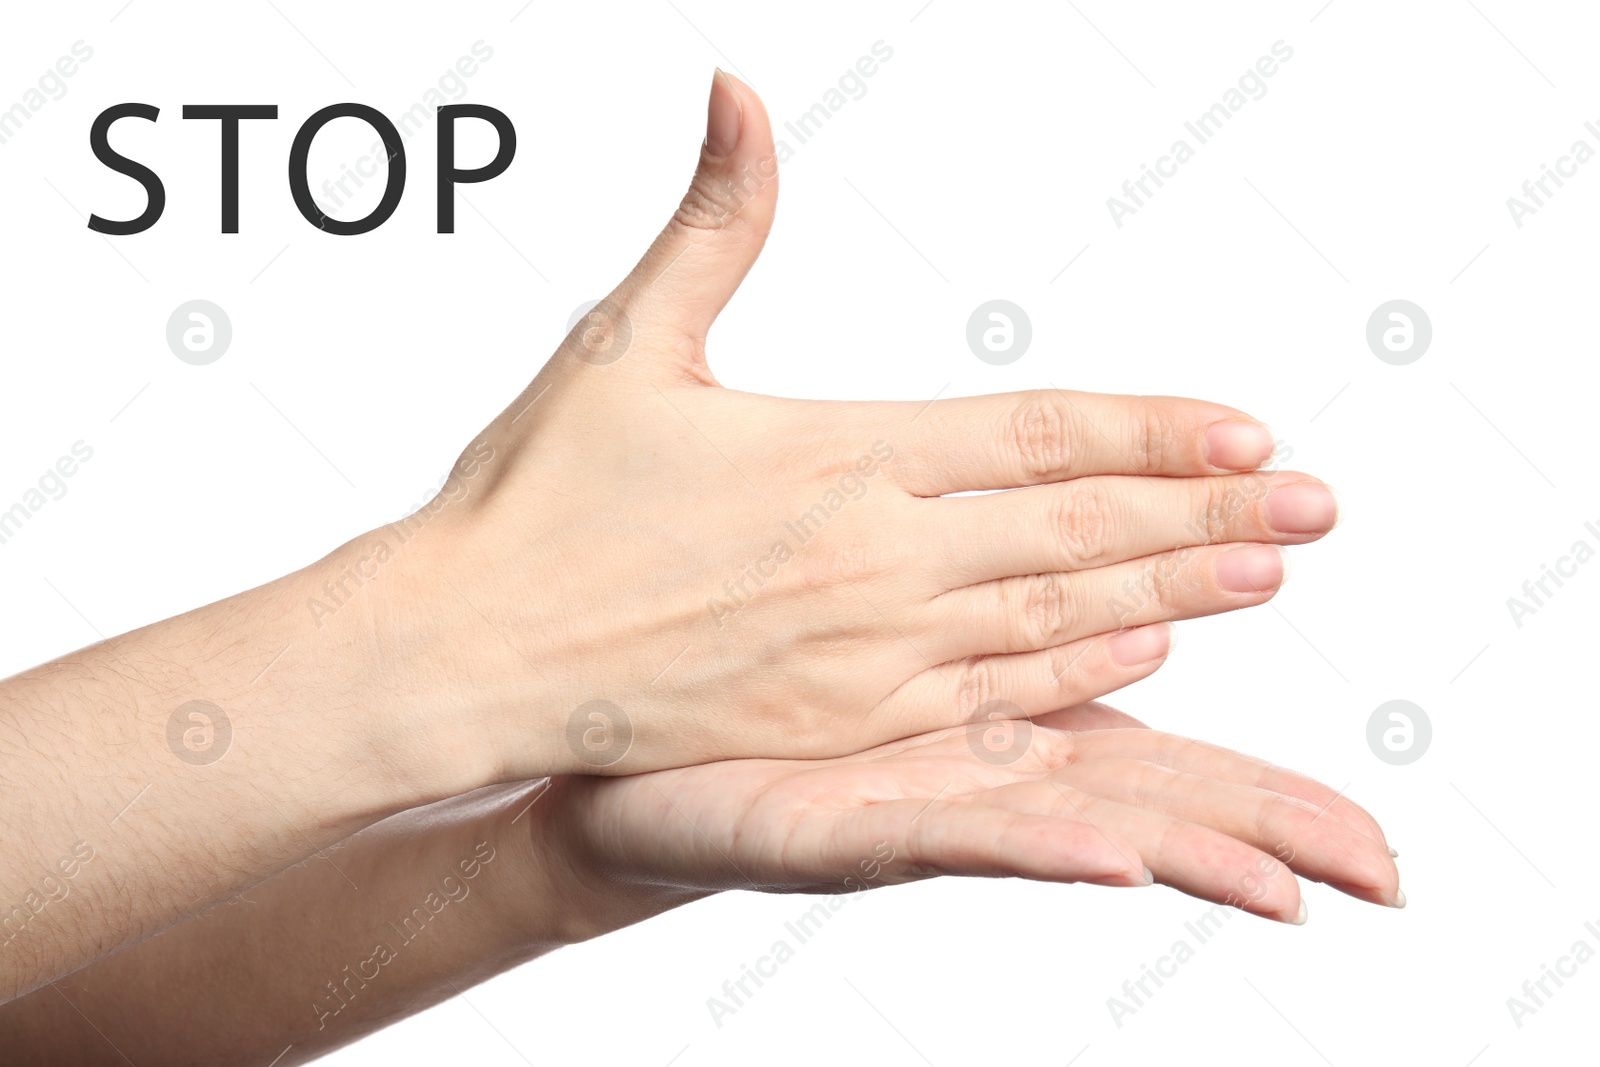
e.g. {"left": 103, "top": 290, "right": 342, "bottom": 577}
{"left": 387, "top": 73, "right": 1338, "bottom": 779}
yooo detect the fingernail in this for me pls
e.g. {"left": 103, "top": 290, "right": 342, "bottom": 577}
{"left": 1205, "top": 420, "right": 1275, "bottom": 471}
{"left": 1107, "top": 623, "right": 1172, "bottom": 666}
{"left": 1265, "top": 482, "right": 1338, "bottom": 534}
{"left": 1388, "top": 846, "right": 1399, "bottom": 858}
{"left": 1288, "top": 898, "right": 1308, "bottom": 925}
{"left": 1217, "top": 545, "right": 1285, "bottom": 593}
{"left": 1384, "top": 889, "right": 1407, "bottom": 909}
{"left": 705, "top": 68, "right": 742, "bottom": 158}
{"left": 1090, "top": 865, "right": 1154, "bottom": 888}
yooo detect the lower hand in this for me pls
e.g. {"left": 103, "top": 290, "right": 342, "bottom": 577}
{"left": 527, "top": 701, "right": 1399, "bottom": 933}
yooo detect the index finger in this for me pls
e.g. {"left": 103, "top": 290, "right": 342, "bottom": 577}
{"left": 886, "top": 389, "right": 1277, "bottom": 496}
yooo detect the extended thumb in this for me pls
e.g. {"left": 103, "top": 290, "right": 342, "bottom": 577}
{"left": 612, "top": 70, "right": 780, "bottom": 364}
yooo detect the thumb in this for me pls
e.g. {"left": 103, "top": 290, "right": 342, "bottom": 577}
{"left": 611, "top": 70, "right": 779, "bottom": 370}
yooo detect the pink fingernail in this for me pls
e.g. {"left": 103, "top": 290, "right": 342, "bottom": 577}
{"left": 1089, "top": 866, "right": 1155, "bottom": 888}
{"left": 1265, "top": 483, "right": 1338, "bottom": 534}
{"left": 1205, "top": 420, "right": 1275, "bottom": 471}
{"left": 705, "top": 68, "right": 742, "bottom": 158}
{"left": 1108, "top": 624, "right": 1171, "bottom": 666}
{"left": 1217, "top": 545, "right": 1285, "bottom": 593}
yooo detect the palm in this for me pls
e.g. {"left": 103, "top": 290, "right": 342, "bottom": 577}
{"left": 556, "top": 703, "right": 1399, "bottom": 922}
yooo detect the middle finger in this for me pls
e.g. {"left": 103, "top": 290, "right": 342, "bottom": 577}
{"left": 927, "top": 470, "right": 1335, "bottom": 588}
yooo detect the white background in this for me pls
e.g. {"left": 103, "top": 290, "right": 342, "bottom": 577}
{"left": 1, "top": 1, "right": 1595, "bottom": 1063}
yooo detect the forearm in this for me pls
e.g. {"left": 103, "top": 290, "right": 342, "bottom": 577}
{"left": 0, "top": 778, "right": 696, "bottom": 1066}
{"left": 0, "top": 535, "right": 488, "bottom": 1002}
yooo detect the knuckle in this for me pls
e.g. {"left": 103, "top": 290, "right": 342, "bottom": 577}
{"left": 954, "top": 657, "right": 1001, "bottom": 719}
{"left": 1195, "top": 479, "right": 1237, "bottom": 545}
{"left": 1130, "top": 402, "right": 1176, "bottom": 475}
{"left": 673, "top": 180, "right": 731, "bottom": 233}
{"left": 1254, "top": 802, "right": 1283, "bottom": 856}
{"left": 1053, "top": 484, "right": 1118, "bottom": 569}
{"left": 1143, "top": 815, "right": 1183, "bottom": 875}
{"left": 1016, "top": 572, "right": 1070, "bottom": 649}
{"left": 1144, "top": 553, "right": 1194, "bottom": 614}
{"left": 672, "top": 173, "right": 752, "bottom": 236}
{"left": 1129, "top": 760, "right": 1172, "bottom": 811}
{"left": 1007, "top": 395, "right": 1076, "bottom": 482}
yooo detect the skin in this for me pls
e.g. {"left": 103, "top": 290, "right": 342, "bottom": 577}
{"left": 0, "top": 71, "right": 1343, "bottom": 1006}
{"left": 0, "top": 702, "right": 1398, "bottom": 1066}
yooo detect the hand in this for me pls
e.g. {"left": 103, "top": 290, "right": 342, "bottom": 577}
{"left": 529, "top": 701, "right": 1400, "bottom": 930}
{"left": 0, "top": 707, "right": 1395, "bottom": 1067}
{"left": 383, "top": 71, "right": 1338, "bottom": 779}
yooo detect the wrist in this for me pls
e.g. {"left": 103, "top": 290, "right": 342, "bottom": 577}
{"left": 351, "top": 495, "right": 589, "bottom": 783}
{"left": 235, "top": 534, "right": 503, "bottom": 818}
{"left": 499, "top": 777, "right": 711, "bottom": 952}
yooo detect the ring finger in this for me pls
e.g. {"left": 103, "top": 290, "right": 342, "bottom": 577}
{"left": 919, "top": 542, "right": 1286, "bottom": 661}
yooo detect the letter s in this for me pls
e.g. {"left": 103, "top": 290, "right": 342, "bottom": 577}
{"left": 88, "top": 103, "right": 165, "bottom": 235}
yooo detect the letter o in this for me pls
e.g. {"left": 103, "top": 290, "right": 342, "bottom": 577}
{"left": 289, "top": 104, "right": 405, "bottom": 235}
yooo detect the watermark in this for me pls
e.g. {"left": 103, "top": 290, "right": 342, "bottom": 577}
{"left": 706, "top": 442, "right": 895, "bottom": 628}
{"left": 565, "top": 699, "right": 633, "bottom": 768}
{"left": 1366, "top": 699, "right": 1430, "bottom": 765}
{"left": 1106, "top": 438, "right": 1294, "bottom": 625}
{"left": 311, "top": 840, "right": 497, "bottom": 1030}
{"left": 0, "top": 840, "right": 96, "bottom": 951}
{"left": 1504, "top": 919, "right": 1600, "bottom": 1029}
{"left": 313, "top": 41, "right": 495, "bottom": 218}
{"left": 1105, "top": 841, "right": 1296, "bottom": 1028}
{"left": 0, "top": 440, "right": 94, "bottom": 547}
{"left": 565, "top": 297, "right": 633, "bottom": 366}
{"left": 306, "top": 438, "right": 495, "bottom": 628}
{"left": 1505, "top": 520, "right": 1600, "bottom": 628}
{"left": 166, "top": 299, "right": 232, "bottom": 365}
{"left": 1505, "top": 120, "right": 1600, "bottom": 229}
{"left": 678, "top": 39, "right": 896, "bottom": 247}
{"left": 167, "top": 700, "right": 233, "bottom": 766}
{"left": 1106, "top": 899, "right": 1234, "bottom": 1028}
{"left": 1365, "top": 300, "right": 1431, "bottom": 365}
{"left": 1106, "top": 41, "right": 1294, "bottom": 228}
{"left": 965, "top": 699, "right": 1032, "bottom": 765}
{"left": 774, "top": 41, "right": 895, "bottom": 162}
{"left": 706, "top": 841, "right": 896, "bottom": 1028}
{"left": 0, "top": 41, "right": 93, "bottom": 148}
{"left": 966, "top": 299, "right": 1032, "bottom": 365}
